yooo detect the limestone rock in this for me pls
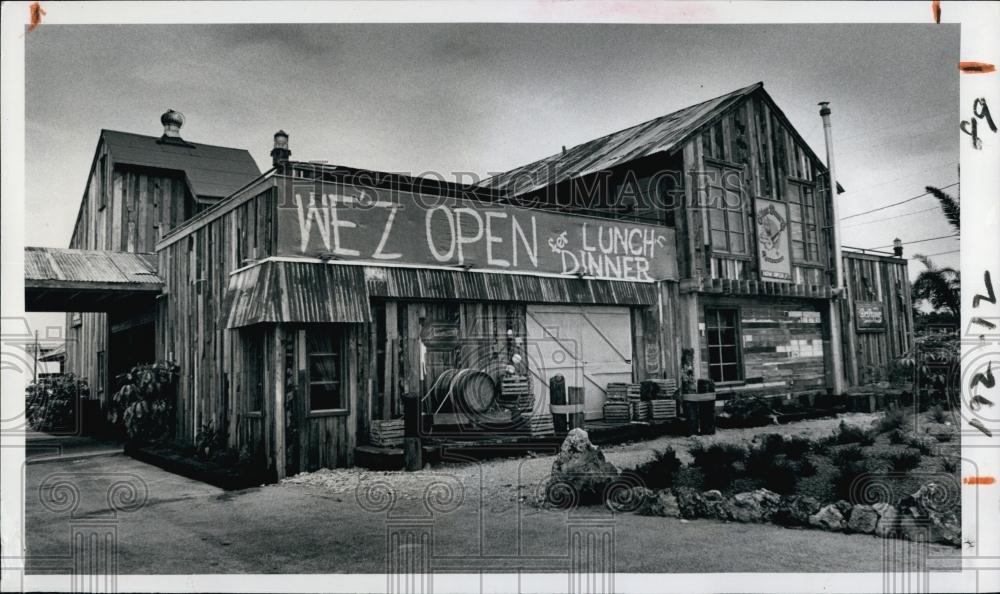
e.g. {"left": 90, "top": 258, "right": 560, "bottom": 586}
{"left": 549, "top": 428, "right": 620, "bottom": 505}
{"left": 702, "top": 489, "right": 733, "bottom": 521}
{"left": 897, "top": 483, "right": 961, "bottom": 546}
{"left": 773, "top": 495, "right": 822, "bottom": 527}
{"left": 728, "top": 489, "right": 783, "bottom": 523}
{"left": 674, "top": 487, "right": 707, "bottom": 519}
{"left": 873, "top": 502, "right": 899, "bottom": 537}
{"left": 643, "top": 489, "right": 682, "bottom": 518}
{"left": 847, "top": 504, "right": 879, "bottom": 534}
{"left": 809, "top": 504, "right": 846, "bottom": 531}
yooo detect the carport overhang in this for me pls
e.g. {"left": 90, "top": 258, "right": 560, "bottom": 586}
{"left": 24, "top": 247, "right": 163, "bottom": 312}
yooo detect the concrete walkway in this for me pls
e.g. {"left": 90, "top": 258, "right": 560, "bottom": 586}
{"left": 25, "top": 432, "right": 123, "bottom": 465}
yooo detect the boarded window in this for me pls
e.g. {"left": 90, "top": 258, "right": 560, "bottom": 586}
{"left": 245, "top": 329, "right": 265, "bottom": 413}
{"left": 98, "top": 156, "right": 108, "bottom": 210}
{"left": 706, "top": 309, "right": 741, "bottom": 383}
{"left": 705, "top": 167, "right": 747, "bottom": 256}
{"left": 788, "top": 181, "right": 820, "bottom": 263}
{"left": 307, "top": 328, "right": 345, "bottom": 411}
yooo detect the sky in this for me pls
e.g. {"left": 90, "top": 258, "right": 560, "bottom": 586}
{"left": 24, "top": 23, "right": 959, "bottom": 333}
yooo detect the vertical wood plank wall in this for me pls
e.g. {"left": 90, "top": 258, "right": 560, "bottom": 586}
{"left": 156, "top": 185, "right": 277, "bottom": 447}
{"left": 840, "top": 253, "right": 914, "bottom": 386}
{"left": 64, "top": 139, "right": 195, "bottom": 411}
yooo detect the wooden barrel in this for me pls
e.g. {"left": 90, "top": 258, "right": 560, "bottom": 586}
{"left": 432, "top": 369, "right": 458, "bottom": 408}
{"left": 548, "top": 374, "right": 567, "bottom": 433}
{"left": 451, "top": 369, "right": 496, "bottom": 415}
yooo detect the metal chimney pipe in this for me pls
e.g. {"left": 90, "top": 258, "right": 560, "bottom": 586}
{"left": 819, "top": 101, "right": 846, "bottom": 395}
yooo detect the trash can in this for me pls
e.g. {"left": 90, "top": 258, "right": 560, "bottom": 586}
{"left": 682, "top": 392, "right": 716, "bottom": 436}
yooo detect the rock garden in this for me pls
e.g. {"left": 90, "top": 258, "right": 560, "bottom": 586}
{"left": 543, "top": 405, "right": 961, "bottom": 547}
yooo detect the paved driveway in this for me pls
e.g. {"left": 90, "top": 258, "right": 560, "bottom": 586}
{"left": 25, "top": 449, "right": 960, "bottom": 575}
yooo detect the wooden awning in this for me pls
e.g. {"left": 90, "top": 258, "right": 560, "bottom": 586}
{"left": 24, "top": 247, "right": 162, "bottom": 312}
{"left": 224, "top": 260, "right": 372, "bottom": 328}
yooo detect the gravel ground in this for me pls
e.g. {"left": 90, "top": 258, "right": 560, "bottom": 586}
{"left": 281, "top": 412, "right": 883, "bottom": 509}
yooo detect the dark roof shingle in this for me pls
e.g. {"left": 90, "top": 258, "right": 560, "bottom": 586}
{"left": 102, "top": 130, "right": 262, "bottom": 199}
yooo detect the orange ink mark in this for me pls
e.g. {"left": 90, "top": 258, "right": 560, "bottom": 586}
{"left": 963, "top": 476, "right": 996, "bottom": 485}
{"left": 959, "top": 62, "right": 996, "bottom": 74}
{"left": 932, "top": 0, "right": 941, "bottom": 23}
{"left": 28, "top": 2, "right": 45, "bottom": 33}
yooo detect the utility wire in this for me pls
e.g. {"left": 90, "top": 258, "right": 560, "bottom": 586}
{"left": 868, "top": 234, "right": 959, "bottom": 250}
{"left": 841, "top": 205, "right": 943, "bottom": 229}
{"left": 911, "top": 249, "right": 959, "bottom": 259}
{"left": 840, "top": 182, "right": 959, "bottom": 221}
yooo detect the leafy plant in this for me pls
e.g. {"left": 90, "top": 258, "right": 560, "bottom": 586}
{"left": 833, "top": 421, "right": 875, "bottom": 446}
{"left": 882, "top": 447, "right": 922, "bottom": 472}
{"left": 109, "top": 361, "right": 179, "bottom": 443}
{"left": 940, "top": 456, "right": 960, "bottom": 474}
{"left": 689, "top": 442, "right": 747, "bottom": 490}
{"left": 722, "top": 393, "right": 773, "bottom": 425}
{"left": 887, "top": 428, "right": 908, "bottom": 445}
{"left": 875, "top": 409, "right": 909, "bottom": 434}
{"left": 631, "top": 447, "right": 682, "bottom": 489}
{"left": 25, "top": 374, "right": 88, "bottom": 432}
{"left": 195, "top": 421, "right": 226, "bottom": 460}
{"left": 927, "top": 405, "right": 949, "bottom": 424}
{"left": 831, "top": 444, "right": 865, "bottom": 466}
{"left": 745, "top": 435, "right": 816, "bottom": 494}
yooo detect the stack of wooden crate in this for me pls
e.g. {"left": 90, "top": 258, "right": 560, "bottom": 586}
{"left": 649, "top": 378, "right": 678, "bottom": 399}
{"left": 369, "top": 419, "right": 405, "bottom": 447}
{"left": 501, "top": 374, "right": 533, "bottom": 413}
{"left": 649, "top": 399, "right": 678, "bottom": 420}
{"left": 605, "top": 382, "right": 641, "bottom": 423}
{"left": 525, "top": 413, "right": 554, "bottom": 436}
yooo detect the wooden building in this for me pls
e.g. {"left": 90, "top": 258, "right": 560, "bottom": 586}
{"left": 25, "top": 83, "right": 913, "bottom": 477}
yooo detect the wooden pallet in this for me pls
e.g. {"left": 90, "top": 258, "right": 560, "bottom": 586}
{"left": 370, "top": 419, "right": 405, "bottom": 446}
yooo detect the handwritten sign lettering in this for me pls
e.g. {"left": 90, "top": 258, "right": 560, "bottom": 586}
{"left": 855, "top": 301, "right": 886, "bottom": 331}
{"left": 276, "top": 182, "right": 678, "bottom": 282}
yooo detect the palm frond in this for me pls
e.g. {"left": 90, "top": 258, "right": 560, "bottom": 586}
{"left": 925, "top": 186, "right": 960, "bottom": 231}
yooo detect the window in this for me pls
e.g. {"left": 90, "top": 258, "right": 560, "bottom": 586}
{"left": 98, "top": 156, "right": 108, "bottom": 210}
{"left": 706, "top": 309, "right": 741, "bottom": 383}
{"left": 307, "top": 328, "right": 345, "bottom": 412}
{"left": 705, "top": 167, "right": 747, "bottom": 256}
{"left": 245, "top": 329, "right": 265, "bottom": 413}
{"left": 788, "top": 182, "right": 821, "bottom": 263}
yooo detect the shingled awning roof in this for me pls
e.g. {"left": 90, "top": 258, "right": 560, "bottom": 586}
{"left": 24, "top": 247, "right": 162, "bottom": 312}
{"left": 102, "top": 130, "right": 261, "bottom": 200}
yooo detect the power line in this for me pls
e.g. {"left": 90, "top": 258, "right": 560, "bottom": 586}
{"left": 868, "top": 234, "right": 958, "bottom": 250}
{"left": 840, "top": 182, "right": 959, "bottom": 221}
{"left": 911, "top": 249, "right": 959, "bottom": 259}
{"left": 841, "top": 205, "right": 942, "bottom": 229}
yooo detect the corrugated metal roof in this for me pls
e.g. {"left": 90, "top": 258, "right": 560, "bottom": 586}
{"left": 102, "top": 130, "right": 261, "bottom": 199}
{"left": 479, "top": 82, "right": 763, "bottom": 196}
{"left": 364, "top": 266, "right": 658, "bottom": 305}
{"left": 225, "top": 261, "right": 371, "bottom": 328}
{"left": 24, "top": 247, "right": 162, "bottom": 286}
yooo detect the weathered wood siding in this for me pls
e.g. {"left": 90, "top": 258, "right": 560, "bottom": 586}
{"left": 699, "top": 297, "right": 827, "bottom": 394}
{"left": 679, "top": 94, "right": 834, "bottom": 287}
{"left": 841, "top": 252, "right": 914, "bottom": 385}
{"left": 64, "top": 139, "right": 194, "bottom": 409}
{"left": 155, "top": 180, "right": 278, "bottom": 446}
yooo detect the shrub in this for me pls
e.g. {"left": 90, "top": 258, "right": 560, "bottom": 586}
{"left": 875, "top": 409, "right": 909, "bottom": 434}
{"left": 831, "top": 444, "right": 865, "bottom": 466}
{"left": 833, "top": 459, "right": 871, "bottom": 502}
{"left": 109, "top": 361, "right": 179, "bottom": 443}
{"left": 631, "top": 447, "right": 682, "bottom": 489}
{"left": 722, "top": 393, "right": 773, "bottom": 425}
{"left": 905, "top": 433, "right": 935, "bottom": 455}
{"left": 783, "top": 436, "right": 814, "bottom": 460}
{"left": 940, "top": 456, "right": 960, "bottom": 474}
{"left": 888, "top": 429, "right": 908, "bottom": 445}
{"left": 833, "top": 421, "right": 875, "bottom": 446}
{"left": 689, "top": 442, "right": 748, "bottom": 490}
{"left": 25, "top": 374, "right": 88, "bottom": 432}
{"left": 927, "top": 405, "right": 949, "bottom": 424}
{"left": 195, "top": 421, "right": 227, "bottom": 460}
{"left": 882, "top": 447, "right": 922, "bottom": 472}
{"left": 745, "top": 435, "right": 819, "bottom": 494}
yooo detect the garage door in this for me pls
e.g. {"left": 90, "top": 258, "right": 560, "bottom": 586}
{"left": 525, "top": 305, "right": 633, "bottom": 420}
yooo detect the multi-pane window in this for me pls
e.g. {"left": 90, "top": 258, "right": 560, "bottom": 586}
{"left": 788, "top": 182, "right": 821, "bottom": 263}
{"left": 308, "top": 328, "right": 344, "bottom": 411}
{"left": 706, "top": 167, "right": 747, "bottom": 256}
{"left": 706, "top": 309, "right": 741, "bottom": 383}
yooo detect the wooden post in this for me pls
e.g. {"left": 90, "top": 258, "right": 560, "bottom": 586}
{"left": 402, "top": 392, "right": 422, "bottom": 471}
{"left": 273, "top": 325, "right": 286, "bottom": 480}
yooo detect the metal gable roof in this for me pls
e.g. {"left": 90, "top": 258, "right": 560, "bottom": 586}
{"left": 479, "top": 82, "right": 763, "bottom": 196}
{"left": 102, "top": 130, "right": 261, "bottom": 199}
